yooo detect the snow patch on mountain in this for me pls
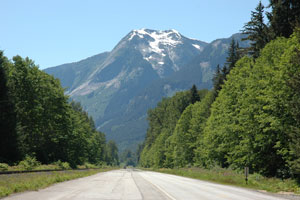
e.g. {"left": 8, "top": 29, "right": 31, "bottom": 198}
{"left": 66, "top": 29, "right": 209, "bottom": 96}
{"left": 192, "top": 44, "right": 202, "bottom": 51}
{"left": 127, "top": 29, "right": 207, "bottom": 77}
{"left": 128, "top": 29, "right": 187, "bottom": 77}
{"left": 129, "top": 29, "right": 183, "bottom": 54}
{"left": 148, "top": 30, "right": 182, "bottom": 53}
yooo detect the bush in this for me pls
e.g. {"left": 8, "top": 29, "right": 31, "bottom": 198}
{"left": 61, "top": 162, "right": 71, "bottom": 170}
{"left": 54, "top": 160, "right": 71, "bottom": 170}
{"left": 84, "top": 163, "right": 97, "bottom": 169}
{"left": 18, "top": 155, "right": 40, "bottom": 170}
{"left": 97, "top": 161, "right": 106, "bottom": 167}
{"left": 0, "top": 163, "right": 9, "bottom": 171}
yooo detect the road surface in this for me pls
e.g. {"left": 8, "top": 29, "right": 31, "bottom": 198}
{"left": 2, "top": 169, "right": 293, "bottom": 200}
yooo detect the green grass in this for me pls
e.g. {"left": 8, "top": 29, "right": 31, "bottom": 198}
{"left": 3, "top": 164, "right": 60, "bottom": 172}
{"left": 0, "top": 160, "right": 103, "bottom": 172}
{"left": 0, "top": 168, "right": 117, "bottom": 198}
{"left": 145, "top": 167, "right": 300, "bottom": 194}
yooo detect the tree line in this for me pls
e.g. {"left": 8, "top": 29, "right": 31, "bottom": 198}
{"left": 0, "top": 53, "right": 119, "bottom": 167}
{"left": 139, "top": 0, "right": 300, "bottom": 178}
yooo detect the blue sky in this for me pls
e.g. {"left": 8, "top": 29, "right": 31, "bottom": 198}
{"left": 1, "top": 0, "right": 269, "bottom": 69}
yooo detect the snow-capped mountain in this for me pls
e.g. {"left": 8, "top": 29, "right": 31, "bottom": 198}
{"left": 126, "top": 29, "right": 206, "bottom": 77}
{"left": 66, "top": 29, "right": 207, "bottom": 97}
{"left": 45, "top": 29, "right": 249, "bottom": 152}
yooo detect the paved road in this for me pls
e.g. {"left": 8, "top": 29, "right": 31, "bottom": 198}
{"left": 2, "top": 169, "right": 292, "bottom": 200}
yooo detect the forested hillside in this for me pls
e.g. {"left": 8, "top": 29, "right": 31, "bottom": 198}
{"left": 139, "top": 0, "right": 300, "bottom": 178}
{"left": 45, "top": 30, "right": 249, "bottom": 153}
{"left": 0, "top": 53, "right": 119, "bottom": 167}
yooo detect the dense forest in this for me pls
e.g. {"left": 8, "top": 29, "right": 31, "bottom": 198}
{"left": 0, "top": 53, "right": 119, "bottom": 167}
{"left": 139, "top": 0, "right": 300, "bottom": 178}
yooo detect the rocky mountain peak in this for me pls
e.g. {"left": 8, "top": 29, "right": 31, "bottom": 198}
{"left": 120, "top": 28, "right": 207, "bottom": 77}
{"left": 45, "top": 30, "right": 249, "bottom": 152}
{"left": 128, "top": 28, "right": 183, "bottom": 47}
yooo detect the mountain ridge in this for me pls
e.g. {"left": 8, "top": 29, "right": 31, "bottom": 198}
{"left": 45, "top": 29, "right": 249, "bottom": 152}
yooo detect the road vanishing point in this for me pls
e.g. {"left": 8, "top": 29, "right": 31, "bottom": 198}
{"left": 3, "top": 169, "right": 292, "bottom": 200}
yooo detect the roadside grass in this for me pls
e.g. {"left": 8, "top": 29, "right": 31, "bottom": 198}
{"left": 146, "top": 167, "right": 300, "bottom": 194}
{"left": 3, "top": 164, "right": 62, "bottom": 172}
{"left": 0, "top": 168, "right": 117, "bottom": 198}
{"left": 0, "top": 159, "right": 103, "bottom": 172}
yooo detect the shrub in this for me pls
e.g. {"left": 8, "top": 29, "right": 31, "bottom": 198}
{"left": 61, "top": 162, "right": 71, "bottom": 170}
{"left": 54, "top": 160, "right": 71, "bottom": 170}
{"left": 84, "top": 163, "right": 97, "bottom": 169}
{"left": 0, "top": 163, "right": 9, "bottom": 171}
{"left": 18, "top": 155, "right": 40, "bottom": 170}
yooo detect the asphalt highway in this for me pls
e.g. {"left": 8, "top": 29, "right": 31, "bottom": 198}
{"left": 2, "top": 169, "right": 291, "bottom": 200}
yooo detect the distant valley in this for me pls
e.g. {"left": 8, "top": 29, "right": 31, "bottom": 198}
{"left": 45, "top": 29, "right": 250, "bottom": 152}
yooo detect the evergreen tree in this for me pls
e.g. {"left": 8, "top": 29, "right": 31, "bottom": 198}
{"left": 226, "top": 39, "right": 241, "bottom": 71}
{"left": 212, "top": 64, "right": 226, "bottom": 98}
{"left": 242, "top": 1, "right": 270, "bottom": 58}
{"left": 267, "top": 0, "right": 300, "bottom": 38}
{"left": 190, "top": 84, "right": 200, "bottom": 104}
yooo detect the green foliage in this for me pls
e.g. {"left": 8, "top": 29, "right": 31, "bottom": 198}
{"left": 140, "top": 30, "right": 300, "bottom": 180}
{"left": 284, "top": 30, "right": 300, "bottom": 177}
{"left": 201, "top": 32, "right": 300, "bottom": 177}
{"left": 83, "top": 162, "right": 98, "bottom": 169}
{"left": 120, "top": 149, "right": 137, "bottom": 166}
{"left": 212, "top": 39, "right": 242, "bottom": 99}
{"left": 202, "top": 56, "right": 254, "bottom": 169}
{"left": 243, "top": 0, "right": 300, "bottom": 58}
{"left": 212, "top": 65, "right": 224, "bottom": 96}
{"left": 225, "top": 39, "right": 241, "bottom": 71}
{"left": 189, "top": 84, "right": 200, "bottom": 104}
{"left": 136, "top": 143, "right": 144, "bottom": 164}
{"left": 61, "top": 162, "right": 71, "bottom": 170}
{"left": 105, "top": 140, "right": 119, "bottom": 166}
{"left": 0, "top": 52, "right": 118, "bottom": 167}
{"left": 191, "top": 92, "right": 215, "bottom": 166}
{"left": 242, "top": 1, "right": 270, "bottom": 58}
{"left": 0, "top": 51, "right": 19, "bottom": 164}
{"left": 267, "top": 0, "right": 300, "bottom": 39}
{"left": 18, "top": 156, "right": 41, "bottom": 171}
{"left": 54, "top": 160, "right": 71, "bottom": 170}
{"left": 0, "top": 163, "right": 9, "bottom": 171}
{"left": 140, "top": 90, "right": 201, "bottom": 168}
{"left": 172, "top": 105, "right": 194, "bottom": 167}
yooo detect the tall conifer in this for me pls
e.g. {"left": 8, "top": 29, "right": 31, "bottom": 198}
{"left": 190, "top": 84, "right": 200, "bottom": 104}
{"left": 242, "top": 1, "right": 269, "bottom": 58}
{"left": 267, "top": 0, "right": 300, "bottom": 38}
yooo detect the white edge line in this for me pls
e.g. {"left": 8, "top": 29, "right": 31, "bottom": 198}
{"left": 151, "top": 182, "right": 177, "bottom": 200}
{"left": 139, "top": 171, "right": 177, "bottom": 200}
